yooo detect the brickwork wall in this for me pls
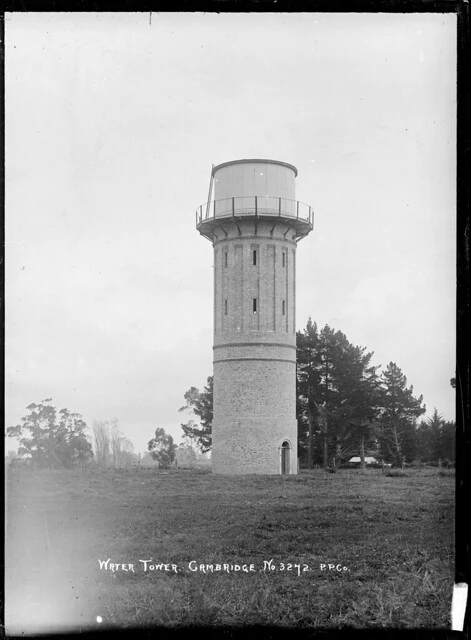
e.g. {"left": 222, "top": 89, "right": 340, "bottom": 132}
{"left": 211, "top": 219, "right": 299, "bottom": 474}
{"left": 213, "top": 360, "right": 297, "bottom": 474}
{"left": 213, "top": 220, "right": 297, "bottom": 346}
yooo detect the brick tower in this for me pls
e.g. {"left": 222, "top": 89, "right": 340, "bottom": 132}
{"left": 196, "top": 159, "right": 313, "bottom": 474}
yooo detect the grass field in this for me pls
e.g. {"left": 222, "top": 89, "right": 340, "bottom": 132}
{"left": 5, "top": 466, "right": 454, "bottom": 634}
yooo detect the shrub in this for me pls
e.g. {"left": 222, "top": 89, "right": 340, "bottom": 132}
{"left": 438, "top": 469, "right": 455, "bottom": 478}
{"left": 385, "top": 469, "right": 408, "bottom": 478}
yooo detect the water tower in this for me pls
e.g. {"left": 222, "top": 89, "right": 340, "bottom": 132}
{"left": 196, "top": 159, "right": 313, "bottom": 474}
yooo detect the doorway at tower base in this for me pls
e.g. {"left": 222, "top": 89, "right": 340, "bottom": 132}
{"left": 211, "top": 417, "right": 298, "bottom": 475}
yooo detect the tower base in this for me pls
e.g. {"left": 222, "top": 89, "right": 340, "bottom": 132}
{"left": 211, "top": 417, "right": 298, "bottom": 475}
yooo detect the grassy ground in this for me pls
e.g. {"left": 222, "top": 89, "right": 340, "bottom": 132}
{"left": 5, "top": 466, "right": 454, "bottom": 634}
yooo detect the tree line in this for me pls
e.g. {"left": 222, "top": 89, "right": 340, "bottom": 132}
{"left": 6, "top": 399, "right": 139, "bottom": 470}
{"left": 7, "top": 319, "right": 454, "bottom": 471}
{"left": 180, "top": 319, "right": 455, "bottom": 469}
{"left": 6, "top": 398, "right": 179, "bottom": 470}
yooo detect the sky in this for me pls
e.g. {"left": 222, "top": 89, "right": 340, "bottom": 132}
{"left": 5, "top": 12, "right": 457, "bottom": 456}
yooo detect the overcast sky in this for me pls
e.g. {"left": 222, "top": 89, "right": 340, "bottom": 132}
{"left": 5, "top": 12, "right": 456, "bottom": 455}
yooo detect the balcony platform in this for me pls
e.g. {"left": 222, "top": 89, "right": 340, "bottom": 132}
{"left": 196, "top": 196, "right": 314, "bottom": 242}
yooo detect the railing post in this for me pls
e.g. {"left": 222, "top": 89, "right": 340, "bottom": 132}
{"left": 232, "top": 197, "right": 235, "bottom": 217}
{"left": 213, "top": 200, "right": 216, "bottom": 218}
{"left": 279, "top": 197, "right": 281, "bottom": 216}
{"left": 255, "top": 196, "right": 258, "bottom": 216}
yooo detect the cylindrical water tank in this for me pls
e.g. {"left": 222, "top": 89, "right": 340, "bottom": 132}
{"left": 213, "top": 159, "right": 297, "bottom": 200}
{"left": 213, "top": 159, "right": 297, "bottom": 218}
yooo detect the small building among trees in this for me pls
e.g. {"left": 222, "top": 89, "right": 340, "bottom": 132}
{"left": 347, "top": 456, "right": 379, "bottom": 468}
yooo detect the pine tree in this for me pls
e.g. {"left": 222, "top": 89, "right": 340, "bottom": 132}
{"left": 416, "top": 408, "right": 443, "bottom": 463}
{"left": 297, "top": 321, "right": 344, "bottom": 467}
{"left": 440, "top": 420, "right": 456, "bottom": 465}
{"left": 332, "top": 343, "right": 381, "bottom": 469}
{"left": 296, "top": 319, "right": 322, "bottom": 467}
{"left": 416, "top": 409, "right": 456, "bottom": 465}
{"left": 297, "top": 320, "right": 381, "bottom": 469}
{"left": 378, "top": 362, "right": 426, "bottom": 467}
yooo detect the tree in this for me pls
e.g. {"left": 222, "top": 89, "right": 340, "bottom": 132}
{"left": 7, "top": 399, "right": 93, "bottom": 469}
{"left": 175, "top": 442, "right": 198, "bottom": 468}
{"left": 416, "top": 408, "right": 443, "bottom": 462}
{"left": 92, "top": 420, "right": 111, "bottom": 467}
{"left": 92, "top": 419, "right": 136, "bottom": 468}
{"left": 179, "top": 376, "right": 213, "bottom": 453}
{"left": 6, "top": 450, "right": 19, "bottom": 467}
{"left": 148, "top": 428, "right": 177, "bottom": 469}
{"left": 297, "top": 320, "right": 381, "bottom": 469}
{"left": 378, "top": 363, "right": 426, "bottom": 467}
{"left": 109, "top": 418, "right": 122, "bottom": 469}
{"left": 296, "top": 319, "right": 322, "bottom": 467}
{"left": 140, "top": 451, "right": 158, "bottom": 467}
{"left": 331, "top": 342, "right": 381, "bottom": 469}
{"left": 297, "top": 322, "right": 350, "bottom": 468}
{"left": 316, "top": 325, "right": 343, "bottom": 468}
{"left": 416, "top": 409, "right": 456, "bottom": 465}
{"left": 118, "top": 437, "right": 136, "bottom": 468}
{"left": 440, "top": 420, "right": 456, "bottom": 465}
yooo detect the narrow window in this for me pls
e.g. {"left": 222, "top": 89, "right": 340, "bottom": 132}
{"left": 282, "top": 300, "right": 286, "bottom": 316}
{"left": 253, "top": 298, "right": 257, "bottom": 314}
{"left": 224, "top": 252, "right": 228, "bottom": 268}
{"left": 253, "top": 250, "right": 257, "bottom": 266}
{"left": 282, "top": 252, "right": 286, "bottom": 268}
{"left": 224, "top": 299, "right": 228, "bottom": 315}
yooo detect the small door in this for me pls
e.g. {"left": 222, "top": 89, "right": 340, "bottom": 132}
{"left": 281, "top": 441, "right": 290, "bottom": 475}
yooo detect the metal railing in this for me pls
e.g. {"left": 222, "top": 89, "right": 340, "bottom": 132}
{"left": 196, "top": 196, "right": 314, "bottom": 229}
